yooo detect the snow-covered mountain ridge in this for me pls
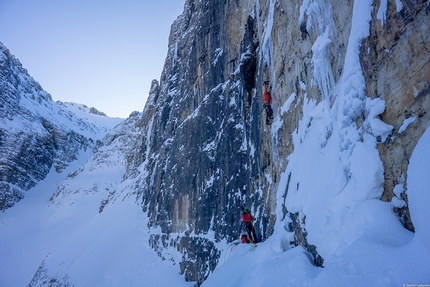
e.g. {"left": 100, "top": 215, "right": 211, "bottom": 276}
{"left": 0, "top": 42, "right": 123, "bottom": 210}
{"left": 1, "top": 0, "right": 430, "bottom": 286}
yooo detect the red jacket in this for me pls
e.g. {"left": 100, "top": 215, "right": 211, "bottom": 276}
{"left": 241, "top": 209, "right": 254, "bottom": 223}
{"left": 263, "top": 84, "right": 272, "bottom": 104}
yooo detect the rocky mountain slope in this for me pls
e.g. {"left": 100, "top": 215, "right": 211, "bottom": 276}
{"left": 0, "top": 42, "right": 122, "bottom": 211}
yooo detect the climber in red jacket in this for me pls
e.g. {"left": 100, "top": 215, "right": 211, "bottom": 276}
{"left": 263, "top": 81, "right": 274, "bottom": 125}
{"left": 241, "top": 204, "right": 258, "bottom": 243}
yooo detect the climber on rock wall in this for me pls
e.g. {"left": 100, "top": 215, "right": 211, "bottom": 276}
{"left": 241, "top": 204, "right": 258, "bottom": 243}
{"left": 263, "top": 81, "right": 274, "bottom": 125}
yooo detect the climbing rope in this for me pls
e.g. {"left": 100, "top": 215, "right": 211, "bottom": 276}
{"left": 218, "top": 241, "right": 240, "bottom": 269}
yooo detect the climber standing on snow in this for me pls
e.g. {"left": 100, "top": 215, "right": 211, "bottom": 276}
{"left": 263, "top": 81, "right": 274, "bottom": 125}
{"left": 241, "top": 204, "right": 258, "bottom": 243}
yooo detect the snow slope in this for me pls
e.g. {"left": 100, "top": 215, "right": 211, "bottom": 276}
{"left": 0, "top": 144, "right": 193, "bottom": 287}
{"left": 202, "top": 120, "right": 430, "bottom": 287}
{"left": 55, "top": 101, "right": 124, "bottom": 139}
{"left": 1, "top": 40, "right": 192, "bottom": 286}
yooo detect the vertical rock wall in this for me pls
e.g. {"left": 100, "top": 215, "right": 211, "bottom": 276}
{"left": 361, "top": 0, "right": 430, "bottom": 231}
{"left": 128, "top": 0, "right": 429, "bottom": 284}
{"left": 129, "top": 1, "right": 267, "bottom": 283}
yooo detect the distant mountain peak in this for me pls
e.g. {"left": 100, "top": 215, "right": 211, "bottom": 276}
{"left": 56, "top": 101, "right": 108, "bottom": 117}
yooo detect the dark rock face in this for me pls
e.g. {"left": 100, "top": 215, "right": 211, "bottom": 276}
{"left": 126, "top": 1, "right": 271, "bottom": 283}
{"left": 288, "top": 212, "right": 324, "bottom": 267}
{"left": 28, "top": 260, "right": 73, "bottom": 287}
{"left": 149, "top": 233, "right": 220, "bottom": 285}
{"left": 178, "top": 237, "right": 220, "bottom": 285}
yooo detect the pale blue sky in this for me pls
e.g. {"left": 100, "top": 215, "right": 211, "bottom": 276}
{"left": 0, "top": 0, "right": 185, "bottom": 118}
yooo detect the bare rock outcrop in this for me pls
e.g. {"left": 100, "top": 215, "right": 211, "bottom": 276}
{"left": 361, "top": 1, "right": 430, "bottom": 231}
